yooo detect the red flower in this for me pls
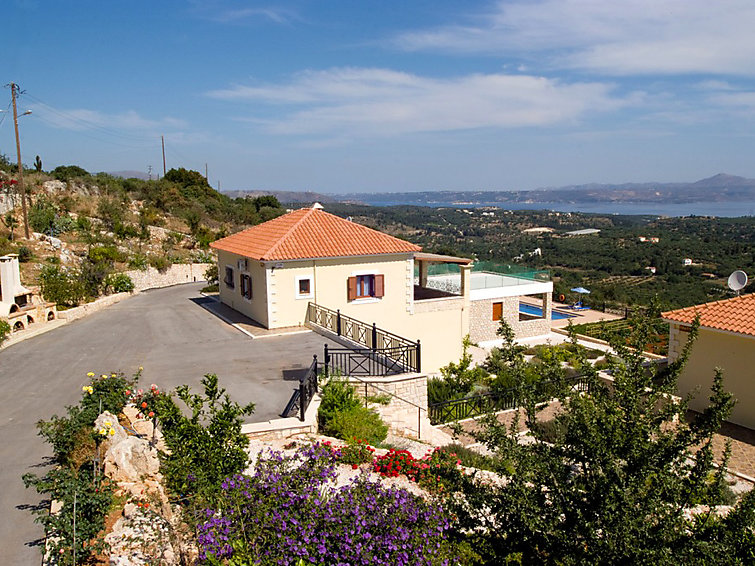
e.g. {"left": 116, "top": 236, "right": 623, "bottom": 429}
{"left": 141, "top": 402, "right": 148, "bottom": 409}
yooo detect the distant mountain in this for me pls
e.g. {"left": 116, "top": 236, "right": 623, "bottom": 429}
{"left": 223, "top": 189, "right": 337, "bottom": 204}
{"left": 108, "top": 170, "right": 150, "bottom": 180}
{"left": 333, "top": 174, "right": 755, "bottom": 206}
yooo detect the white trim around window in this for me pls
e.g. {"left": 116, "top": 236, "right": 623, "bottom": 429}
{"left": 295, "top": 275, "right": 314, "bottom": 300}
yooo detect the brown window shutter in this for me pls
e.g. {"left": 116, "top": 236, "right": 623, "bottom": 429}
{"left": 374, "top": 274, "right": 384, "bottom": 298}
{"left": 247, "top": 275, "right": 253, "bottom": 299}
{"left": 347, "top": 276, "right": 357, "bottom": 301}
{"left": 492, "top": 302, "right": 502, "bottom": 321}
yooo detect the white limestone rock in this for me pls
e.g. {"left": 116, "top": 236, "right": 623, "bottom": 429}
{"left": 104, "top": 436, "right": 160, "bottom": 483}
{"left": 94, "top": 411, "right": 128, "bottom": 447}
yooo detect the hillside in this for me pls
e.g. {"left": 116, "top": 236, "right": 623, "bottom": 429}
{"left": 0, "top": 159, "right": 285, "bottom": 303}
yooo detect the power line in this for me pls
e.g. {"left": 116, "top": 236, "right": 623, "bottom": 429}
{"left": 23, "top": 92, "right": 161, "bottom": 143}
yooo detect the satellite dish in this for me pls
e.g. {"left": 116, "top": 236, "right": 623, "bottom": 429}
{"left": 728, "top": 270, "right": 748, "bottom": 294}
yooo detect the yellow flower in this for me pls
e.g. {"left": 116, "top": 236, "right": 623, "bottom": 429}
{"left": 138, "top": 366, "right": 143, "bottom": 371}
{"left": 82, "top": 386, "right": 93, "bottom": 395}
{"left": 98, "top": 428, "right": 107, "bottom": 436}
{"left": 109, "top": 428, "right": 115, "bottom": 436}
{"left": 104, "top": 421, "right": 112, "bottom": 428}
{"left": 87, "top": 372, "right": 95, "bottom": 377}
{"left": 111, "top": 373, "right": 117, "bottom": 378}
{"left": 101, "top": 374, "right": 108, "bottom": 379}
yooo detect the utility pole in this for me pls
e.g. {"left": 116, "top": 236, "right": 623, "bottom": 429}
{"left": 205, "top": 163, "right": 208, "bottom": 182}
{"left": 161, "top": 135, "right": 166, "bottom": 175}
{"left": 9, "top": 83, "right": 30, "bottom": 239}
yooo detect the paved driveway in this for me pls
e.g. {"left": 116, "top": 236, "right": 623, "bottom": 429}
{"left": 0, "top": 283, "right": 337, "bottom": 564}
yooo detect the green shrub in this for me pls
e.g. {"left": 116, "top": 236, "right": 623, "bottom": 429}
{"left": 437, "top": 443, "right": 499, "bottom": 472}
{"left": 148, "top": 254, "right": 171, "bottom": 271}
{"left": 366, "top": 393, "right": 392, "bottom": 405}
{"left": 152, "top": 374, "right": 255, "bottom": 509}
{"left": 88, "top": 245, "right": 124, "bottom": 263}
{"left": 318, "top": 377, "right": 361, "bottom": 429}
{"left": 204, "top": 263, "right": 218, "bottom": 286}
{"left": 16, "top": 245, "right": 32, "bottom": 262}
{"left": 29, "top": 197, "right": 57, "bottom": 234}
{"left": 22, "top": 370, "right": 135, "bottom": 565}
{"left": 0, "top": 319, "right": 10, "bottom": 346}
{"left": 51, "top": 164, "right": 90, "bottom": 182}
{"left": 428, "top": 376, "right": 464, "bottom": 404}
{"left": 324, "top": 405, "right": 388, "bottom": 445}
{"left": 128, "top": 254, "right": 149, "bottom": 270}
{"left": 38, "top": 264, "right": 85, "bottom": 306}
{"left": 107, "top": 273, "right": 135, "bottom": 293}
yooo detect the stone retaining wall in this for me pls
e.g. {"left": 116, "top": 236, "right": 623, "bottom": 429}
{"left": 61, "top": 292, "right": 132, "bottom": 322}
{"left": 241, "top": 396, "right": 321, "bottom": 440}
{"left": 125, "top": 263, "right": 212, "bottom": 292}
{"left": 347, "top": 373, "right": 429, "bottom": 440}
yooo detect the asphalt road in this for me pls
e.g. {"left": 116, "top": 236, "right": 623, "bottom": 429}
{"left": 0, "top": 283, "right": 335, "bottom": 564}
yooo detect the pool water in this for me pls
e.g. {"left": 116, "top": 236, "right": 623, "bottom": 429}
{"left": 519, "top": 303, "right": 577, "bottom": 320}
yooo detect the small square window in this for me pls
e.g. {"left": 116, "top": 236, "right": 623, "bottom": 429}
{"left": 299, "top": 278, "right": 310, "bottom": 295}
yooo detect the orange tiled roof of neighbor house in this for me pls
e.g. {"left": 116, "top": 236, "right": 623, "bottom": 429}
{"left": 662, "top": 293, "right": 755, "bottom": 337}
{"left": 210, "top": 206, "right": 422, "bottom": 261}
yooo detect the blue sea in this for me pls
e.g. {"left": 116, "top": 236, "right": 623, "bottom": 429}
{"left": 359, "top": 199, "right": 755, "bottom": 218}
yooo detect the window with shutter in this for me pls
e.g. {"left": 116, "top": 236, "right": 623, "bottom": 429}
{"left": 348, "top": 274, "right": 383, "bottom": 301}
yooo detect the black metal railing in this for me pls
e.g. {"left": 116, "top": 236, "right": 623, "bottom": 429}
{"left": 323, "top": 343, "right": 416, "bottom": 378}
{"left": 428, "top": 374, "right": 591, "bottom": 425}
{"left": 307, "top": 302, "right": 421, "bottom": 373}
{"left": 281, "top": 355, "right": 320, "bottom": 421}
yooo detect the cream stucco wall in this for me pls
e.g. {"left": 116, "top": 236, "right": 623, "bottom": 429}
{"left": 669, "top": 323, "right": 755, "bottom": 429}
{"left": 217, "top": 249, "right": 269, "bottom": 327}
{"left": 267, "top": 254, "right": 412, "bottom": 329}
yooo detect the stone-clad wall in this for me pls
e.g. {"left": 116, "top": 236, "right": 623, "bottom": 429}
{"left": 349, "top": 373, "right": 428, "bottom": 439}
{"left": 469, "top": 294, "right": 551, "bottom": 343}
{"left": 125, "top": 263, "right": 212, "bottom": 292}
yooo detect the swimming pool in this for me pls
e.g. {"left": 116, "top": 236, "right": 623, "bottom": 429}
{"left": 519, "top": 303, "right": 577, "bottom": 320}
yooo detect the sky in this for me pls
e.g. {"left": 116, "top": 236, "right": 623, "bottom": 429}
{"left": 4, "top": 0, "right": 755, "bottom": 193}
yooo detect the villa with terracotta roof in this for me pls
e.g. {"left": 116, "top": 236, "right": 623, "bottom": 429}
{"left": 211, "top": 205, "right": 553, "bottom": 372}
{"left": 663, "top": 293, "right": 755, "bottom": 429}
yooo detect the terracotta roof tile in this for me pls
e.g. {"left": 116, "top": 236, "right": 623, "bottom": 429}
{"left": 210, "top": 207, "right": 421, "bottom": 261}
{"left": 662, "top": 293, "right": 755, "bottom": 337}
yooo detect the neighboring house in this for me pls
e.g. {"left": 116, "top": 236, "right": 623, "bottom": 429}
{"left": 0, "top": 254, "right": 57, "bottom": 332}
{"left": 663, "top": 294, "right": 755, "bottom": 429}
{"left": 211, "top": 205, "right": 552, "bottom": 372}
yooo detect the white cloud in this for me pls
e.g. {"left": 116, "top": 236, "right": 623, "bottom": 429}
{"left": 208, "top": 67, "right": 629, "bottom": 137}
{"left": 212, "top": 7, "right": 297, "bottom": 25}
{"left": 393, "top": 0, "right": 755, "bottom": 76}
{"left": 30, "top": 105, "right": 186, "bottom": 134}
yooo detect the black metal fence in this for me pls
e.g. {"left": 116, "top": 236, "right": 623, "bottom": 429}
{"left": 281, "top": 355, "right": 320, "bottom": 421}
{"left": 428, "top": 374, "right": 591, "bottom": 425}
{"left": 323, "top": 343, "right": 416, "bottom": 378}
{"left": 307, "top": 303, "right": 421, "bottom": 373}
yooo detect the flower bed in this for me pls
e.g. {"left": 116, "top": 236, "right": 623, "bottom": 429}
{"left": 198, "top": 442, "right": 456, "bottom": 565}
